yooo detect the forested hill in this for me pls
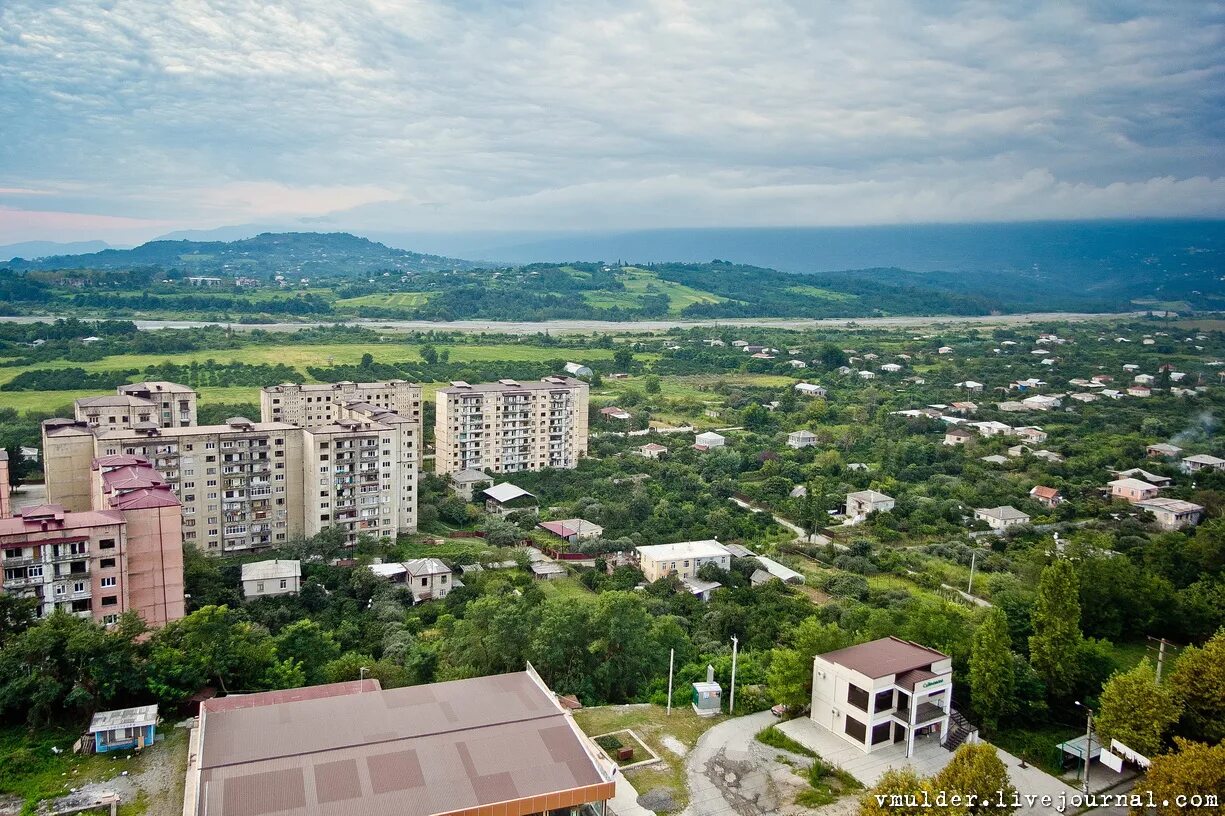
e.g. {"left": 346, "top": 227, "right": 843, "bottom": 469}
{"left": 4, "top": 231, "right": 480, "bottom": 276}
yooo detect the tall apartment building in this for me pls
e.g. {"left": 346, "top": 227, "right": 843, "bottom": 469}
{"left": 260, "top": 380, "right": 422, "bottom": 427}
{"left": 0, "top": 454, "right": 184, "bottom": 626}
{"left": 300, "top": 402, "right": 417, "bottom": 545}
{"left": 434, "top": 376, "right": 589, "bottom": 476}
{"left": 45, "top": 394, "right": 420, "bottom": 554}
{"left": 73, "top": 380, "right": 197, "bottom": 431}
{"left": 0, "top": 451, "right": 10, "bottom": 518}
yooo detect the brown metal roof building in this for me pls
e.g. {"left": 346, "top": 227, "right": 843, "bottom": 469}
{"left": 189, "top": 669, "right": 615, "bottom": 816}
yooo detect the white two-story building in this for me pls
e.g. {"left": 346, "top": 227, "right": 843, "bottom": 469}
{"left": 811, "top": 637, "right": 953, "bottom": 758}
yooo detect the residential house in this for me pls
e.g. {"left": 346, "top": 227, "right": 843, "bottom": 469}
{"left": 943, "top": 427, "right": 974, "bottom": 446}
{"left": 694, "top": 431, "right": 726, "bottom": 450}
{"left": 937, "top": 346, "right": 953, "bottom": 354}
{"left": 404, "top": 558, "right": 452, "bottom": 602}
{"left": 636, "top": 540, "right": 731, "bottom": 582}
{"left": 858, "top": 370, "right": 877, "bottom": 380}
{"left": 1137, "top": 498, "right": 1204, "bottom": 531}
{"left": 1022, "top": 395, "right": 1061, "bottom": 410}
{"left": 241, "top": 560, "right": 301, "bottom": 598}
{"left": 1107, "top": 478, "right": 1161, "bottom": 504}
{"left": 186, "top": 672, "right": 616, "bottom": 816}
{"left": 1033, "top": 450, "right": 1064, "bottom": 463}
{"left": 1134, "top": 373, "right": 1155, "bottom": 385}
{"left": 1127, "top": 385, "right": 1152, "bottom": 397}
{"left": 1182, "top": 454, "right": 1225, "bottom": 474}
{"left": 810, "top": 637, "right": 953, "bottom": 756}
{"left": 448, "top": 468, "right": 492, "bottom": 501}
{"left": 879, "top": 363, "right": 903, "bottom": 373}
{"left": 787, "top": 430, "right": 817, "bottom": 449}
{"left": 973, "top": 421, "right": 1013, "bottom": 437}
{"left": 600, "top": 406, "right": 632, "bottom": 421}
{"left": 1014, "top": 427, "right": 1048, "bottom": 444}
{"left": 974, "top": 506, "right": 1031, "bottom": 529}
{"left": 753, "top": 556, "right": 804, "bottom": 584}
{"left": 1007, "top": 444, "right": 1031, "bottom": 458}
{"left": 846, "top": 490, "right": 895, "bottom": 519}
{"left": 794, "top": 383, "right": 827, "bottom": 397}
{"left": 979, "top": 454, "right": 1009, "bottom": 465}
{"left": 997, "top": 401, "right": 1029, "bottom": 412}
{"left": 87, "top": 704, "right": 158, "bottom": 753}
{"left": 538, "top": 518, "right": 603, "bottom": 544}
{"left": 637, "top": 442, "right": 668, "bottom": 459}
{"left": 949, "top": 401, "right": 978, "bottom": 414}
{"left": 482, "top": 483, "right": 538, "bottom": 515}
{"left": 955, "top": 381, "right": 984, "bottom": 392}
{"left": 1147, "top": 443, "right": 1182, "bottom": 459}
{"left": 788, "top": 359, "right": 808, "bottom": 369}
{"left": 1111, "top": 468, "right": 1172, "bottom": 488}
{"left": 1029, "top": 485, "right": 1062, "bottom": 508}
{"left": 1069, "top": 393, "right": 1099, "bottom": 403}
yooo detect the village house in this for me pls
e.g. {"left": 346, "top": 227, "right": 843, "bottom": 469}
{"left": 879, "top": 363, "right": 903, "bottom": 373}
{"left": 979, "top": 454, "right": 1009, "bottom": 465}
{"left": 937, "top": 346, "right": 953, "bottom": 354}
{"left": 973, "top": 421, "right": 1013, "bottom": 437}
{"left": 241, "top": 560, "right": 301, "bottom": 599}
{"left": 1147, "top": 443, "right": 1183, "bottom": 459}
{"left": 1182, "top": 454, "right": 1225, "bottom": 474}
{"left": 949, "top": 401, "right": 978, "bottom": 414}
{"left": 448, "top": 468, "right": 492, "bottom": 501}
{"left": 694, "top": 431, "right": 726, "bottom": 450}
{"left": 404, "top": 558, "right": 452, "bottom": 602}
{"left": 1033, "top": 450, "right": 1064, "bottom": 463}
{"left": 1107, "top": 478, "right": 1162, "bottom": 504}
{"left": 636, "top": 540, "right": 731, "bottom": 582}
{"left": 974, "top": 506, "right": 1031, "bottom": 530}
{"left": 1127, "top": 385, "right": 1152, "bottom": 398}
{"left": 1007, "top": 444, "right": 1032, "bottom": 458}
{"left": 538, "top": 518, "right": 603, "bottom": 545}
{"left": 1069, "top": 392, "right": 1099, "bottom": 403}
{"left": 637, "top": 442, "right": 668, "bottom": 459}
{"left": 482, "top": 482, "right": 538, "bottom": 515}
{"left": 789, "top": 359, "right": 808, "bottom": 369}
{"left": 599, "top": 406, "right": 632, "bottom": 421}
{"left": 1021, "top": 395, "right": 1061, "bottom": 410}
{"left": 1014, "top": 426, "right": 1048, "bottom": 444}
{"left": 955, "top": 381, "right": 984, "bottom": 392}
{"left": 846, "top": 490, "right": 895, "bottom": 520}
{"left": 1111, "top": 468, "right": 1172, "bottom": 487}
{"left": 997, "top": 401, "right": 1029, "bottom": 412}
{"left": 943, "top": 427, "right": 974, "bottom": 446}
{"left": 1029, "top": 485, "right": 1062, "bottom": 508}
{"left": 1137, "top": 498, "right": 1204, "bottom": 531}
{"left": 810, "top": 637, "right": 954, "bottom": 757}
{"left": 787, "top": 430, "right": 817, "bottom": 449}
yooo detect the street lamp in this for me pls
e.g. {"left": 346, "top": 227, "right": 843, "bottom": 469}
{"left": 1075, "top": 701, "right": 1094, "bottom": 793}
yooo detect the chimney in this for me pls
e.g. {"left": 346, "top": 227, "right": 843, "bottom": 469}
{"left": 706, "top": 665, "right": 715, "bottom": 684}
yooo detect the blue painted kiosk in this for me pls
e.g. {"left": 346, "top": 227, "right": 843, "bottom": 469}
{"left": 87, "top": 704, "right": 158, "bottom": 753}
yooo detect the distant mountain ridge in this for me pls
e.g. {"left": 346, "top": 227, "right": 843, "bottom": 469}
{"left": 4, "top": 231, "right": 480, "bottom": 276}
{"left": 1, "top": 239, "right": 114, "bottom": 262}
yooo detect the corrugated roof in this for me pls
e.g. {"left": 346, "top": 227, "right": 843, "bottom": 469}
{"left": 483, "top": 483, "right": 535, "bottom": 503}
{"left": 89, "top": 704, "right": 158, "bottom": 732}
{"left": 241, "top": 560, "right": 301, "bottom": 581}
{"left": 196, "top": 671, "right": 612, "bottom": 816}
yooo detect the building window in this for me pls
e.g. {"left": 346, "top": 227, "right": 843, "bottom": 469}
{"left": 872, "top": 723, "right": 892, "bottom": 745}
{"left": 847, "top": 685, "right": 870, "bottom": 712}
{"left": 257, "top": 581, "right": 265, "bottom": 592}
{"left": 101, "top": 596, "right": 118, "bottom": 607}
{"left": 874, "top": 689, "right": 894, "bottom": 713}
{"left": 102, "top": 614, "right": 119, "bottom": 625}
{"left": 279, "top": 579, "right": 287, "bottom": 589}
{"left": 100, "top": 558, "right": 116, "bottom": 569}
{"left": 844, "top": 716, "right": 867, "bottom": 743}
{"left": 100, "top": 577, "right": 116, "bottom": 588}
{"left": 99, "top": 538, "right": 116, "bottom": 550}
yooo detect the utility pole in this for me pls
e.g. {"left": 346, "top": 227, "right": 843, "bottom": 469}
{"left": 1147, "top": 636, "right": 1177, "bottom": 684}
{"left": 666, "top": 648, "right": 675, "bottom": 716}
{"left": 1075, "top": 701, "right": 1094, "bottom": 793}
{"left": 729, "top": 635, "right": 739, "bottom": 714}
{"left": 967, "top": 549, "right": 978, "bottom": 595}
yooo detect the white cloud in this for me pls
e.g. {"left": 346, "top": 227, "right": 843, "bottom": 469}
{"left": 0, "top": 0, "right": 1221, "bottom": 241}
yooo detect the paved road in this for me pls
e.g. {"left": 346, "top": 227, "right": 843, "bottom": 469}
{"left": 681, "top": 711, "right": 780, "bottom": 816}
{"left": 0, "top": 311, "right": 1142, "bottom": 335}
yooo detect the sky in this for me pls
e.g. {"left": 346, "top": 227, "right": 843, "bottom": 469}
{"left": 1, "top": 0, "right": 1223, "bottom": 245}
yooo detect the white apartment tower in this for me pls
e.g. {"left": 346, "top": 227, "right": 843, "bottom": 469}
{"left": 434, "top": 377, "right": 589, "bottom": 476}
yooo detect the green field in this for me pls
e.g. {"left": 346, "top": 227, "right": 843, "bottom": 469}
{"left": 333, "top": 291, "right": 435, "bottom": 309}
{"left": 582, "top": 267, "right": 729, "bottom": 313}
{"left": 785, "top": 284, "right": 857, "bottom": 303}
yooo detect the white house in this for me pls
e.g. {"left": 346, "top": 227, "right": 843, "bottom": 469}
{"left": 636, "top": 540, "right": 731, "bottom": 582}
{"left": 449, "top": 468, "right": 492, "bottom": 501}
{"left": 943, "top": 427, "right": 974, "bottom": 446}
{"left": 1182, "top": 454, "right": 1225, "bottom": 474}
{"left": 974, "top": 506, "right": 1031, "bottom": 530}
{"left": 846, "top": 490, "right": 895, "bottom": 519}
{"left": 404, "top": 558, "right": 452, "bottom": 602}
{"left": 789, "top": 359, "right": 808, "bottom": 369}
{"left": 810, "top": 637, "right": 953, "bottom": 757}
{"left": 973, "top": 421, "right": 1013, "bottom": 437}
{"left": 879, "top": 363, "right": 903, "bottom": 373}
{"left": 1147, "top": 443, "right": 1182, "bottom": 459}
{"left": 955, "top": 381, "right": 984, "bottom": 392}
{"left": 787, "top": 430, "right": 817, "bottom": 449}
{"left": 1014, "top": 427, "right": 1048, "bottom": 444}
{"left": 1021, "top": 395, "right": 1061, "bottom": 410}
{"left": 1137, "top": 498, "right": 1204, "bottom": 530}
{"left": 694, "top": 431, "right": 726, "bottom": 450}
{"left": 937, "top": 346, "right": 953, "bottom": 354}
{"left": 794, "top": 383, "right": 827, "bottom": 397}
{"left": 241, "top": 560, "right": 301, "bottom": 598}
{"left": 482, "top": 482, "right": 538, "bottom": 515}
{"left": 637, "top": 442, "right": 668, "bottom": 459}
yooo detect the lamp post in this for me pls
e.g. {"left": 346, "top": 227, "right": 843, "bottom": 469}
{"left": 1075, "top": 701, "right": 1094, "bottom": 793}
{"left": 360, "top": 666, "right": 369, "bottom": 691}
{"left": 729, "top": 636, "right": 739, "bottom": 714}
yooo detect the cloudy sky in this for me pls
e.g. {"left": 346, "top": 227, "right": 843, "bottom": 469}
{"left": 1, "top": 0, "right": 1222, "bottom": 244}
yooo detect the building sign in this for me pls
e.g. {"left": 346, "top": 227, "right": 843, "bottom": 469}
{"left": 920, "top": 677, "right": 946, "bottom": 689}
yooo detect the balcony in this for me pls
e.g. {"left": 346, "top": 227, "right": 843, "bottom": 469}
{"left": 3, "top": 574, "right": 44, "bottom": 589}
{"left": 1, "top": 554, "right": 35, "bottom": 567}
{"left": 50, "top": 549, "right": 88, "bottom": 563}
{"left": 890, "top": 701, "right": 948, "bottom": 726}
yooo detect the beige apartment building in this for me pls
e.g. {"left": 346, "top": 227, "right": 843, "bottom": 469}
{"left": 260, "top": 380, "right": 422, "bottom": 427}
{"left": 74, "top": 380, "right": 198, "bottom": 431}
{"left": 435, "top": 376, "right": 589, "bottom": 476}
{"left": 0, "top": 454, "right": 184, "bottom": 627}
{"left": 45, "top": 386, "right": 420, "bottom": 555}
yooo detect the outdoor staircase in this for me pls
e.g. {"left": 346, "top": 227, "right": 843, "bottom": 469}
{"left": 943, "top": 709, "right": 977, "bottom": 752}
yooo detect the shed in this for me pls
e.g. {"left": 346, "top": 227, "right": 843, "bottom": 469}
{"left": 88, "top": 704, "right": 158, "bottom": 753}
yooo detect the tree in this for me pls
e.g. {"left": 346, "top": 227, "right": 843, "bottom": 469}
{"left": 274, "top": 619, "right": 341, "bottom": 685}
{"left": 969, "top": 608, "right": 1016, "bottom": 730}
{"left": 589, "top": 592, "right": 659, "bottom": 703}
{"left": 612, "top": 348, "right": 633, "bottom": 371}
{"left": 932, "top": 744, "right": 1017, "bottom": 816}
{"left": 360, "top": 352, "right": 374, "bottom": 367}
{"left": 766, "top": 618, "right": 848, "bottom": 710}
{"left": 0, "top": 594, "right": 38, "bottom": 649}
{"left": 857, "top": 768, "right": 960, "bottom": 816}
{"left": 529, "top": 600, "right": 595, "bottom": 699}
{"left": 644, "top": 375, "right": 661, "bottom": 394}
{"left": 146, "top": 605, "right": 279, "bottom": 702}
{"left": 1166, "top": 628, "right": 1225, "bottom": 744}
{"left": 742, "top": 403, "right": 770, "bottom": 431}
{"left": 1028, "top": 560, "right": 1083, "bottom": 698}
{"left": 420, "top": 344, "right": 438, "bottom": 365}
{"left": 1095, "top": 659, "right": 1181, "bottom": 758}
{"left": 1132, "top": 739, "right": 1225, "bottom": 816}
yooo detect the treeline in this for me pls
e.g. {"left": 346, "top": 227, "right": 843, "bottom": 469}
{"left": 1, "top": 367, "right": 139, "bottom": 391}
{"left": 141, "top": 361, "right": 305, "bottom": 388}
{"left": 68, "top": 291, "right": 334, "bottom": 314}
{"left": 306, "top": 358, "right": 584, "bottom": 385}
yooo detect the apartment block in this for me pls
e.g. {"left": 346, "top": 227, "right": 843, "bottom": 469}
{"left": 118, "top": 381, "right": 198, "bottom": 427}
{"left": 0, "top": 454, "right": 184, "bottom": 627}
{"left": 0, "top": 450, "right": 10, "bottom": 519}
{"left": 261, "top": 380, "right": 422, "bottom": 427}
{"left": 73, "top": 381, "right": 197, "bottom": 431}
{"left": 434, "top": 376, "right": 589, "bottom": 476}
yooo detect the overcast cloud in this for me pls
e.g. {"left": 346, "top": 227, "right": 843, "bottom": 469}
{"left": 1, "top": 0, "right": 1222, "bottom": 243}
